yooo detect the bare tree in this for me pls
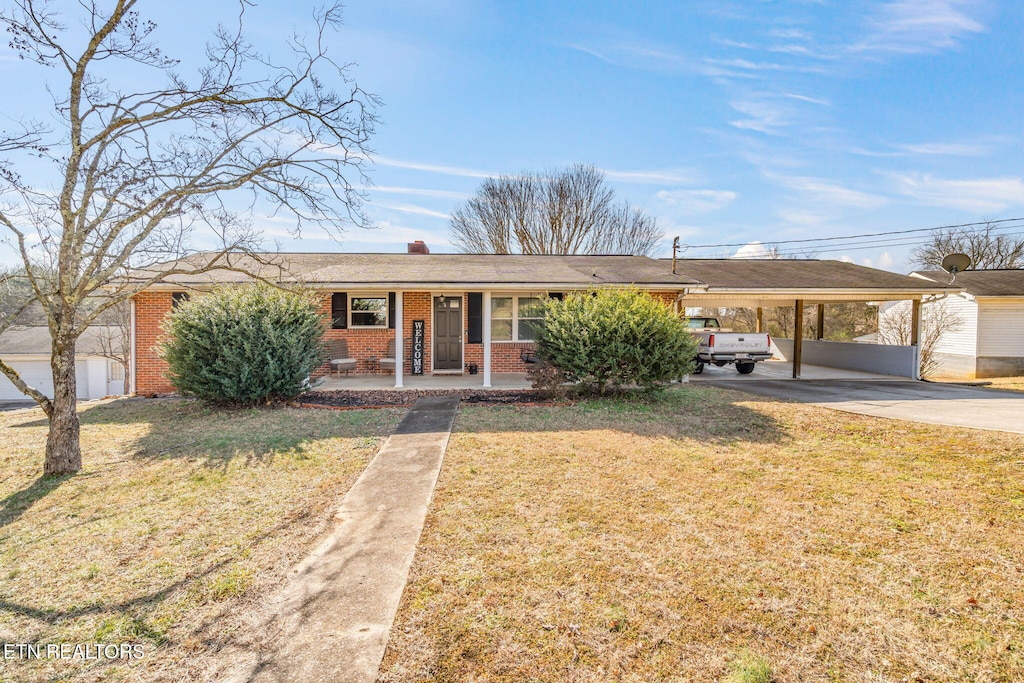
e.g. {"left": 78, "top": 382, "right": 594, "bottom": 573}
{"left": 0, "top": 0, "right": 378, "bottom": 475}
{"left": 878, "top": 298, "right": 963, "bottom": 378}
{"left": 911, "top": 222, "right": 1024, "bottom": 270}
{"left": 449, "top": 164, "right": 662, "bottom": 255}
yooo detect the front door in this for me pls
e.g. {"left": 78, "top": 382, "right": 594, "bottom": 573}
{"left": 433, "top": 296, "right": 463, "bottom": 370}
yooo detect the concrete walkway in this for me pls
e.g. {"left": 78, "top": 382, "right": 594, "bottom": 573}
{"left": 707, "top": 379, "right": 1024, "bottom": 434}
{"left": 225, "top": 395, "right": 460, "bottom": 683}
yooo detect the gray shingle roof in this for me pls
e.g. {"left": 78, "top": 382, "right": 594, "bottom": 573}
{"left": 913, "top": 269, "right": 1024, "bottom": 297}
{"left": 0, "top": 326, "right": 123, "bottom": 356}
{"left": 669, "top": 259, "right": 957, "bottom": 292}
{"left": 138, "top": 252, "right": 703, "bottom": 288}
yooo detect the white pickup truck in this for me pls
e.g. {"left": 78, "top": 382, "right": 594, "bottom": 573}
{"left": 688, "top": 317, "right": 773, "bottom": 375}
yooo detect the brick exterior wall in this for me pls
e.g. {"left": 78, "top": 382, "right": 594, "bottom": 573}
{"left": 133, "top": 288, "right": 682, "bottom": 393}
{"left": 134, "top": 291, "right": 176, "bottom": 395}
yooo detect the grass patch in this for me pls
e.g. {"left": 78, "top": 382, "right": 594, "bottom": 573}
{"left": 0, "top": 398, "right": 401, "bottom": 681}
{"left": 982, "top": 376, "right": 1024, "bottom": 393}
{"left": 725, "top": 650, "right": 773, "bottom": 683}
{"left": 379, "top": 385, "right": 1024, "bottom": 682}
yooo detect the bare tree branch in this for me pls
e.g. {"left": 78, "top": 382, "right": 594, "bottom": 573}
{"left": 911, "top": 222, "right": 1024, "bottom": 270}
{"left": 449, "top": 164, "right": 662, "bottom": 256}
{"left": 0, "top": 0, "right": 378, "bottom": 474}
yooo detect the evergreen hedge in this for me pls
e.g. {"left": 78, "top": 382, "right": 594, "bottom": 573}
{"left": 535, "top": 288, "right": 697, "bottom": 395}
{"left": 160, "top": 283, "right": 325, "bottom": 405}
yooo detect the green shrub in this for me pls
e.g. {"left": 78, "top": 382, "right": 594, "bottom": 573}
{"left": 535, "top": 287, "right": 697, "bottom": 395}
{"left": 159, "top": 283, "right": 325, "bottom": 405}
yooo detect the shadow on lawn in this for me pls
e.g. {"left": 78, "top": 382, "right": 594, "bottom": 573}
{"left": 454, "top": 386, "right": 789, "bottom": 445}
{"left": 8, "top": 397, "right": 398, "bottom": 468}
{"left": 0, "top": 474, "right": 72, "bottom": 531}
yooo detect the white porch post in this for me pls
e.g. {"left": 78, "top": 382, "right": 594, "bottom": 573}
{"left": 394, "top": 291, "right": 404, "bottom": 388}
{"left": 482, "top": 290, "right": 492, "bottom": 387}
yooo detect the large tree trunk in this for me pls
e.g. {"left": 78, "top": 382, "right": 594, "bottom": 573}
{"left": 45, "top": 336, "right": 82, "bottom": 475}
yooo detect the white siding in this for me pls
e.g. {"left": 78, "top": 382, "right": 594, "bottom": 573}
{"left": 977, "top": 299, "right": 1024, "bottom": 357}
{"left": 931, "top": 295, "right": 977, "bottom": 357}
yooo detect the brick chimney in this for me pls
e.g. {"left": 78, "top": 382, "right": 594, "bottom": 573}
{"left": 407, "top": 240, "right": 430, "bottom": 254}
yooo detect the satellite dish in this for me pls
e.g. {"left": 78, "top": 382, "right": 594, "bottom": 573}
{"left": 941, "top": 253, "right": 971, "bottom": 284}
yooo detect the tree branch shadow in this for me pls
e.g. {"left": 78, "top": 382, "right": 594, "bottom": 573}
{"left": 0, "top": 474, "right": 72, "bottom": 531}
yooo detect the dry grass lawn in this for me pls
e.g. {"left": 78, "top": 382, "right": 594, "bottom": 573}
{"left": 379, "top": 386, "right": 1024, "bottom": 682}
{"left": 0, "top": 398, "right": 401, "bottom": 682}
{"left": 981, "top": 377, "right": 1024, "bottom": 393}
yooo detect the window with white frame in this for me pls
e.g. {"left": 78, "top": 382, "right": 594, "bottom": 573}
{"left": 491, "top": 294, "right": 544, "bottom": 342}
{"left": 350, "top": 294, "right": 388, "bottom": 328}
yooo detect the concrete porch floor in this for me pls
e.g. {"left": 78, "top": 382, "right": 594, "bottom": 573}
{"left": 312, "top": 372, "right": 533, "bottom": 391}
{"left": 311, "top": 360, "right": 911, "bottom": 392}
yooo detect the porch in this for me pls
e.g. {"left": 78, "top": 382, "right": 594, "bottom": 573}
{"left": 312, "top": 372, "right": 533, "bottom": 391}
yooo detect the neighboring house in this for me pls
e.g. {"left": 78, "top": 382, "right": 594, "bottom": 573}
{"left": 0, "top": 325, "right": 127, "bottom": 401}
{"left": 127, "top": 247, "right": 958, "bottom": 394}
{"left": 882, "top": 269, "right": 1024, "bottom": 379}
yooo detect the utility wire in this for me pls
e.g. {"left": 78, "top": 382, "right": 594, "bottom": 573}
{"left": 682, "top": 216, "right": 1024, "bottom": 252}
{"left": 729, "top": 229, "right": 1024, "bottom": 259}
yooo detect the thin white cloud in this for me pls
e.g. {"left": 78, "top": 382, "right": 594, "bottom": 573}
{"left": 373, "top": 202, "right": 450, "bottom": 220}
{"left": 370, "top": 156, "right": 690, "bottom": 187}
{"left": 853, "top": 0, "right": 986, "bottom": 54}
{"left": 895, "top": 141, "right": 990, "bottom": 157}
{"left": 783, "top": 92, "right": 832, "bottom": 106}
{"left": 656, "top": 189, "right": 737, "bottom": 214}
{"left": 729, "top": 99, "right": 792, "bottom": 134}
{"left": 769, "top": 174, "right": 888, "bottom": 209}
{"left": 563, "top": 43, "right": 618, "bottom": 65}
{"left": 604, "top": 168, "right": 693, "bottom": 185}
{"left": 839, "top": 255, "right": 856, "bottom": 264}
{"left": 371, "top": 186, "right": 469, "bottom": 200}
{"left": 372, "top": 155, "right": 495, "bottom": 178}
{"left": 890, "top": 173, "right": 1024, "bottom": 212}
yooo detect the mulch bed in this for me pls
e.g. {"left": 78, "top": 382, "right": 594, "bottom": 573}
{"left": 294, "top": 388, "right": 567, "bottom": 409}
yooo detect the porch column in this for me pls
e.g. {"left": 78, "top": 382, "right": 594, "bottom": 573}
{"left": 394, "top": 291, "right": 404, "bottom": 388}
{"left": 793, "top": 299, "right": 804, "bottom": 379}
{"left": 755, "top": 307, "right": 763, "bottom": 333}
{"left": 482, "top": 291, "right": 492, "bottom": 387}
{"left": 816, "top": 304, "right": 825, "bottom": 340}
{"left": 911, "top": 298, "right": 922, "bottom": 381}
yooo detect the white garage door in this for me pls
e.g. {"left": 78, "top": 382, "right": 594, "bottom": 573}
{"left": 0, "top": 359, "right": 95, "bottom": 401}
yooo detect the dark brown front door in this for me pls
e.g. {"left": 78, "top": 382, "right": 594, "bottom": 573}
{"left": 433, "top": 296, "right": 462, "bottom": 370}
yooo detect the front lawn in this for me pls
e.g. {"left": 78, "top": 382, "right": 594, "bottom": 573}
{"left": 379, "top": 386, "right": 1024, "bottom": 682}
{"left": 983, "top": 377, "right": 1024, "bottom": 393}
{"left": 0, "top": 398, "right": 402, "bottom": 682}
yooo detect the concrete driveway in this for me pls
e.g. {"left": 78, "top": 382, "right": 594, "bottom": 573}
{"left": 703, "top": 379, "right": 1024, "bottom": 434}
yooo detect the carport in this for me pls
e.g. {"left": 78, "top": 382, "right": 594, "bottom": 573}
{"left": 673, "top": 260, "right": 962, "bottom": 379}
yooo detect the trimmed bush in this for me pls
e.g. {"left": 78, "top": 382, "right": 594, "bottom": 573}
{"left": 536, "top": 287, "right": 697, "bottom": 395}
{"left": 159, "top": 284, "right": 325, "bottom": 405}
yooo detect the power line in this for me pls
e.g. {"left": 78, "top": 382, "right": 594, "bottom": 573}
{"left": 730, "top": 229, "right": 1024, "bottom": 259}
{"left": 682, "top": 216, "right": 1024, "bottom": 252}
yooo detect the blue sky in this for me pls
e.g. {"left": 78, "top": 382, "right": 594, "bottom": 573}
{"left": 3, "top": 1, "right": 1024, "bottom": 272}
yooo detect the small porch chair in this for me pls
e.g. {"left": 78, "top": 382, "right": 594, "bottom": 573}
{"left": 379, "top": 339, "right": 397, "bottom": 373}
{"left": 326, "top": 339, "right": 357, "bottom": 378}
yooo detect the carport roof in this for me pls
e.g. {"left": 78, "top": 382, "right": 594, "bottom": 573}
{"left": 670, "top": 258, "right": 960, "bottom": 305}
{"left": 912, "top": 269, "right": 1024, "bottom": 297}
